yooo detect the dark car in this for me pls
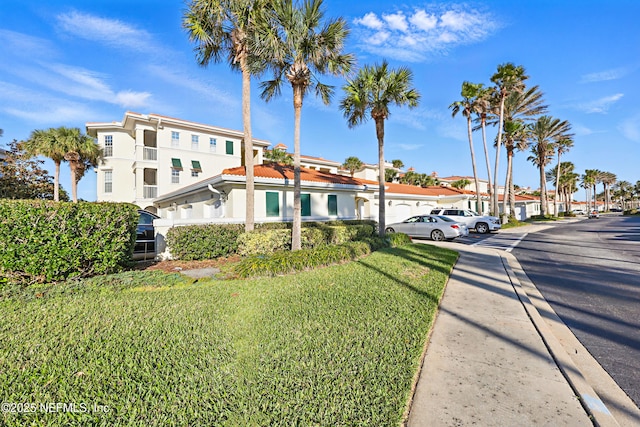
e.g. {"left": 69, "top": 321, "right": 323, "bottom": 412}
{"left": 134, "top": 210, "right": 159, "bottom": 260}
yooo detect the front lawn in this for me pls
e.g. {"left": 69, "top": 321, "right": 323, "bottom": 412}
{"left": 0, "top": 244, "right": 457, "bottom": 426}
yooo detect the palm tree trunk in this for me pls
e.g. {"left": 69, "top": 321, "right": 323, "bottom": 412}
{"left": 503, "top": 149, "right": 512, "bottom": 221}
{"left": 554, "top": 152, "right": 561, "bottom": 216}
{"left": 54, "top": 161, "right": 61, "bottom": 202}
{"left": 241, "top": 56, "right": 255, "bottom": 232}
{"left": 70, "top": 162, "right": 78, "bottom": 203}
{"left": 480, "top": 117, "right": 492, "bottom": 215}
{"left": 493, "top": 96, "right": 505, "bottom": 220}
{"left": 376, "top": 118, "right": 386, "bottom": 237}
{"left": 508, "top": 157, "right": 516, "bottom": 218}
{"left": 466, "top": 117, "right": 482, "bottom": 214}
{"left": 539, "top": 162, "right": 546, "bottom": 216}
{"left": 291, "top": 83, "right": 303, "bottom": 250}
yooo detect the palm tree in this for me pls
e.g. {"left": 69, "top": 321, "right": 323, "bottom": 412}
{"left": 527, "top": 116, "right": 572, "bottom": 216}
{"left": 581, "top": 170, "right": 598, "bottom": 211}
{"left": 340, "top": 61, "right": 420, "bottom": 236}
{"left": 341, "top": 156, "right": 363, "bottom": 177}
{"left": 391, "top": 159, "right": 404, "bottom": 169}
{"left": 490, "top": 63, "right": 528, "bottom": 221}
{"left": 474, "top": 85, "right": 494, "bottom": 212}
{"left": 264, "top": 147, "right": 294, "bottom": 165}
{"left": 256, "top": 0, "right": 353, "bottom": 250}
{"left": 450, "top": 81, "right": 483, "bottom": 213}
{"left": 184, "top": 0, "right": 268, "bottom": 232}
{"left": 54, "top": 127, "right": 102, "bottom": 202}
{"left": 552, "top": 138, "right": 573, "bottom": 215}
{"left": 451, "top": 178, "right": 471, "bottom": 189}
{"left": 23, "top": 128, "right": 67, "bottom": 201}
{"left": 547, "top": 161, "right": 577, "bottom": 212}
{"left": 599, "top": 171, "right": 617, "bottom": 211}
{"left": 496, "top": 85, "right": 547, "bottom": 218}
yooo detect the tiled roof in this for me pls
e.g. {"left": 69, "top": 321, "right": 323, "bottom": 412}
{"left": 222, "top": 164, "right": 378, "bottom": 186}
{"left": 385, "top": 183, "right": 469, "bottom": 197}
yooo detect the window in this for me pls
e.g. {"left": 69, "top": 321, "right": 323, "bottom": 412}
{"left": 226, "top": 140, "right": 234, "bottom": 155}
{"left": 191, "top": 160, "right": 201, "bottom": 177}
{"left": 171, "top": 131, "right": 179, "bottom": 147}
{"left": 191, "top": 134, "right": 199, "bottom": 150}
{"left": 328, "top": 194, "right": 337, "bottom": 216}
{"left": 171, "top": 168, "right": 180, "bottom": 184}
{"left": 266, "top": 192, "right": 279, "bottom": 217}
{"left": 209, "top": 137, "right": 217, "bottom": 152}
{"left": 104, "top": 170, "right": 113, "bottom": 193}
{"left": 104, "top": 135, "right": 113, "bottom": 157}
{"left": 301, "top": 193, "right": 311, "bottom": 217}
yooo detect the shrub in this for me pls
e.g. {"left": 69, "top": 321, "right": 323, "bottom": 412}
{"left": 237, "top": 229, "right": 291, "bottom": 256}
{"left": 166, "top": 223, "right": 244, "bottom": 260}
{"left": 0, "top": 200, "right": 138, "bottom": 284}
{"left": 233, "top": 241, "right": 374, "bottom": 278}
{"left": 386, "top": 232, "right": 412, "bottom": 247}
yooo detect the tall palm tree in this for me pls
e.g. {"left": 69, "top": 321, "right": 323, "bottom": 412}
{"left": 490, "top": 63, "right": 528, "bottom": 221}
{"left": 450, "top": 81, "right": 483, "bottom": 213}
{"left": 581, "top": 170, "right": 597, "bottom": 211}
{"left": 547, "top": 161, "right": 577, "bottom": 212}
{"left": 23, "top": 128, "right": 67, "bottom": 201}
{"left": 553, "top": 138, "right": 574, "bottom": 215}
{"left": 54, "top": 127, "right": 102, "bottom": 202}
{"left": 184, "top": 0, "right": 268, "bottom": 232}
{"left": 340, "top": 61, "right": 420, "bottom": 236}
{"left": 474, "top": 85, "right": 494, "bottom": 212}
{"left": 341, "top": 156, "right": 363, "bottom": 177}
{"left": 256, "top": 0, "right": 353, "bottom": 250}
{"left": 501, "top": 120, "right": 528, "bottom": 218}
{"left": 527, "top": 116, "right": 572, "bottom": 216}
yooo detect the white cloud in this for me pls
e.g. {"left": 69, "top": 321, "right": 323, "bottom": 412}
{"left": 353, "top": 6, "right": 501, "bottom": 62}
{"left": 409, "top": 10, "right": 437, "bottom": 31}
{"left": 354, "top": 12, "right": 385, "bottom": 30}
{"left": 56, "top": 10, "right": 155, "bottom": 52}
{"left": 0, "top": 30, "right": 57, "bottom": 61}
{"left": 581, "top": 67, "right": 630, "bottom": 83}
{"left": 577, "top": 93, "right": 624, "bottom": 113}
{"left": 397, "top": 143, "right": 423, "bottom": 150}
{"left": 383, "top": 12, "right": 409, "bottom": 32}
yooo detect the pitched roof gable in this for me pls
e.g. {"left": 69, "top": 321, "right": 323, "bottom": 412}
{"left": 222, "top": 163, "right": 378, "bottom": 186}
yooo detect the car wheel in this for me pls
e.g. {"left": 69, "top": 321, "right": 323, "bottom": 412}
{"left": 431, "top": 229, "right": 445, "bottom": 241}
{"left": 385, "top": 227, "right": 395, "bottom": 233}
{"left": 475, "top": 222, "right": 489, "bottom": 234}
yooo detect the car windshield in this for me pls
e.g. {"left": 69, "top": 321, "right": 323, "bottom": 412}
{"left": 437, "top": 216, "right": 455, "bottom": 222}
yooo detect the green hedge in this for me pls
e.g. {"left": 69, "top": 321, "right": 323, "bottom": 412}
{"left": 165, "top": 223, "right": 244, "bottom": 260}
{"left": 0, "top": 200, "right": 139, "bottom": 284}
{"left": 237, "top": 225, "right": 375, "bottom": 256}
{"left": 234, "top": 240, "right": 376, "bottom": 278}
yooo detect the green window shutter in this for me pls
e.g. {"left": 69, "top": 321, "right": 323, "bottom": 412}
{"left": 266, "top": 192, "right": 279, "bottom": 217}
{"left": 301, "top": 194, "right": 311, "bottom": 217}
{"left": 328, "top": 195, "right": 337, "bottom": 216}
{"left": 226, "top": 140, "right": 234, "bottom": 155}
{"left": 191, "top": 160, "right": 202, "bottom": 171}
{"left": 171, "top": 158, "right": 183, "bottom": 169}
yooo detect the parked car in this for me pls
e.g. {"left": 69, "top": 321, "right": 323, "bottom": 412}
{"left": 588, "top": 210, "right": 600, "bottom": 219}
{"left": 429, "top": 208, "right": 501, "bottom": 234}
{"left": 385, "top": 215, "right": 469, "bottom": 241}
{"left": 134, "top": 210, "right": 159, "bottom": 260}
{"left": 572, "top": 209, "right": 586, "bottom": 215}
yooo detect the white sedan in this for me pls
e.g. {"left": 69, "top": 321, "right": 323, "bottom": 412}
{"left": 385, "top": 215, "right": 469, "bottom": 241}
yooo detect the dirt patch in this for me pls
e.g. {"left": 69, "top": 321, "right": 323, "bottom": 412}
{"left": 135, "top": 256, "right": 241, "bottom": 273}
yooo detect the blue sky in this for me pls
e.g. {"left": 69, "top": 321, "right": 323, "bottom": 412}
{"left": 1, "top": 0, "right": 638, "bottom": 201}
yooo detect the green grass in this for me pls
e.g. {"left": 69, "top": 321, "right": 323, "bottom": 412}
{"left": 0, "top": 244, "right": 457, "bottom": 426}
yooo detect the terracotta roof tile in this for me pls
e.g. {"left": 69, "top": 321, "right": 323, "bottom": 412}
{"left": 385, "top": 183, "right": 469, "bottom": 196}
{"left": 222, "top": 164, "right": 378, "bottom": 186}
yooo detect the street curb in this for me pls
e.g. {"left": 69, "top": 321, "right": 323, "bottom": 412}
{"left": 500, "top": 252, "right": 627, "bottom": 427}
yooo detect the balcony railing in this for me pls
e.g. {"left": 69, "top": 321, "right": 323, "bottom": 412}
{"left": 143, "top": 147, "right": 158, "bottom": 161}
{"left": 143, "top": 185, "right": 158, "bottom": 199}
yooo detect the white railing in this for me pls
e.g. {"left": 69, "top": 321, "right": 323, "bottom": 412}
{"left": 143, "top": 147, "right": 157, "bottom": 161}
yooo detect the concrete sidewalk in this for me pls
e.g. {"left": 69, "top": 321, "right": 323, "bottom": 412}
{"left": 404, "top": 238, "right": 640, "bottom": 426}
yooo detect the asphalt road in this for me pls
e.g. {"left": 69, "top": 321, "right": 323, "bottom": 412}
{"left": 510, "top": 215, "right": 640, "bottom": 408}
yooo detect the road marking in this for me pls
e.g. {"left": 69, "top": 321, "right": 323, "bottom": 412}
{"left": 505, "top": 232, "right": 528, "bottom": 253}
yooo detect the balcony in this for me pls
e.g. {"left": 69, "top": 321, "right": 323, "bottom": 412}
{"left": 143, "top": 147, "right": 158, "bottom": 161}
{"left": 143, "top": 185, "right": 158, "bottom": 199}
